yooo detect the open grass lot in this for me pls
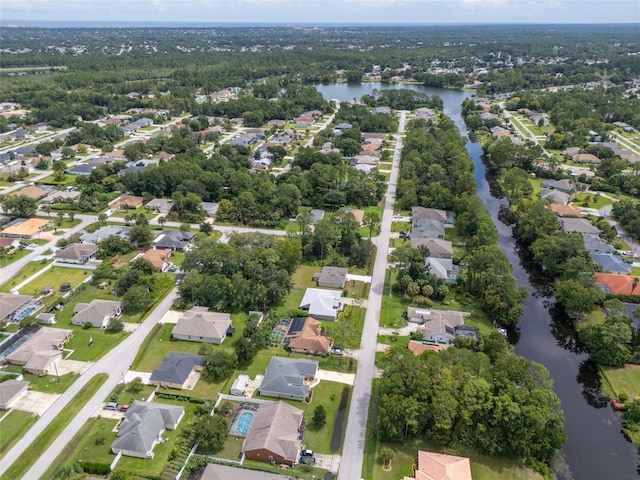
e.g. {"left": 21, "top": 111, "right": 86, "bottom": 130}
{"left": 65, "top": 327, "right": 128, "bottom": 362}
{"left": 391, "top": 221, "right": 411, "bottom": 233}
{"left": 44, "top": 396, "right": 199, "bottom": 479}
{"left": 443, "top": 226, "right": 467, "bottom": 243}
{"left": 322, "top": 305, "right": 366, "bottom": 349}
{"left": 1, "top": 366, "right": 79, "bottom": 393}
{"left": 572, "top": 192, "right": 613, "bottom": 209}
{"left": 3, "top": 373, "right": 108, "bottom": 480}
{"left": 16, "top": 266, "right": 92, "bottom": 297}
{"left": 132, "top": 323, "right": 205, "bottom": 372}
{"left": 44, "top": 217, "right": 82, "bottom": 230}
{"left": 0, "top": 259, "right": 52, "bottom": 292}
{"left": 0, "top": 247, "right": 32, "bottom": 268}
{"left": 110, "top": 206, "right": 156, "bottom": 220}
{"left": 600, "top": 364, "right": 640, "bottom": 400}
{"left": 0, "top": 410, "right": 38, "bottom": 459}
{"left": 363, "top": 380, "right": 542, "bottom": 480}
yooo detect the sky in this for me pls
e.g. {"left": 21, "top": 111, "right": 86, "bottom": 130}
{"left": 1, "top": 0, "right": 639, "bottom": 25}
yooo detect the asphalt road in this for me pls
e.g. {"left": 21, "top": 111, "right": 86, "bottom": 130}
{"left": 0, "top": 287, "right": 180, "bottom": 480}
{"left": 337, "top": 111, "right": 406, "bottom": 480}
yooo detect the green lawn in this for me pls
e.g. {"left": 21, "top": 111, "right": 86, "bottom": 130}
{"left": 572, "top": 192, "right": 613, "bottom": 209}
{"left": 0, "top": 259, "right": 53, "bottom": 292}
{"left": 0, "top": 367, "right": 79, "bottom": 393}
{"left": 600, "top": 364, "right": 640, "bottom": 400}
{"left": 16, "top": 266, "right": 92, "bottom": 297}
{"left": 65, "top": 327, "right": 128, "bottom": 362}
{"left": 391, "top": 221, "right": 411, "bottom": 233}
{"left": 0, "top": 247, "right": 32, "bottom": 269}
{"left": 110, "top": 206, "right": 156, "bottom": 220}
{"left": 44, "top": 397, "right": 199, "bottom": 479}
{"left": 132, "top": 323, "right": 204, "bottom": 372}
{"left": 0, "top": 410, "right": 38, "bottom": 459}
{"left": 44, "top": 217, "right": 82, "bottom": 230}
{"left": 3, "top": 373, "right": 108, "bottom": 480}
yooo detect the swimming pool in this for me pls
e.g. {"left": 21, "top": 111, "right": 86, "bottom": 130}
{"left": 229, "top": 404, "right": 259, "bottom": 437}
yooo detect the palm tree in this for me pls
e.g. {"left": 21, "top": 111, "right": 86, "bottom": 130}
{"left": 68, "top": 212, "right": 75, "bottom": 222}
{"left": 124, "top": 214, "right": 132, "bottom": 226}
{"left": 158, "top": 216, "right": 166, "bottom": 228}
{"left": 98, "top": 213, "right": 107, "bottom": 226}
{"left": 44, "top": 205, "right": 52, "bottom": 219}
{"left": 632, "top": 277, "right": 639, "bottom": 295}
{"left": 57, "top": 211, "right": 64, "bottom": 226}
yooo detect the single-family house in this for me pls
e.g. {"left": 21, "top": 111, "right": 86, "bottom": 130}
{"left": 426, "top": 257, "right": 458, "bottom": 282}
{"left": 132, "top": 117, "right": 154, "bottom": 129}
{"left": 335, "top": 122, "right": 353, "bottom": 130}
{"left": 574, "top": 153, "right": 601, "bottom": 164}
{"left": 12, "top": 185, "right": 48, "bottom": 200}
{"left": 0, "top": 379, "right": 29, "bottom": 410}
{"left": 404, "top": 450, "right": 472, "bottom": 480}
{"left": 196, "top": 464, "right": 293, "bottom": 480}
{"left": 80, "top": 226, "right": 131, "bottom": 244}
{"left": 111, "top": 400, "right": 185, "bottom": 459}
{"left": 42, "top": 190, "right": 81, "bottom": 204}
{"left": 201, "top": 202, "right": 219, "bottom": 217}
{"left": 479, "top": 112, "right": 500, "bottom": 123}
{"left": 337, "top": 207, "right": 365, "bottom": 225}
{"left": 140, "top": 249, "right": 170, "bottom": 272}
{"left": 410, "top": 238, "right": 453, "bottom": 258}
{"left": 6, "top": 327, "right": 72, "bottom": 375}
{"left": 549, "top": 203, "right": 583, "bottom": 217}
{"left": 1, "top": 218, "right": 51, "bottom": 239}
{"left": 72, "top": 299, "right": 122, "bottom": 328}
{"left": 0, "top": 293, "right": 43, "bottom": 323}
{"left": 283, "top": 317, "right": 332, "bottom": 355}
{"left": 268, "top": 119, "right": 287, "bottom": 128}
{"left": 408, "top": 340, "right": 448, "bottom": 355}
{"left": 411, "top": 219, "right": 445, "bottom": 239}
{"left": 583, "top": 234, "right": 615, "bottom": 254}
{"left": 153, "top": 230, "right": 195, "bottom": 251}
{"left": 65, "top": 163, "right": 95, "bottom": 176}
{"left": 0, "top": 237, "right": 20, "bottom": 249}
{"left": 242, "top": 400, "right": 305, "bottom": 466}
{"left": 560, "top": 218, "right": 600, "bottom": 235}
{"left": 314, "top": 266, "right": 348, "bottom": 289}
{"left": 149, "top": 352, "right": 205, "bottom": 389}
{"left": 543, "top": 179, "right": 575, "bottom": 194}
{"left": 109, "top": 194, "right": 144, "bottom": 210}
{"left": 171, "top": 307, "right": 232, "bottom": 344}
{"left": 295, "top": 116, "right": 314, "bottom": 128}
{"left": 259, "top": 356, "right": 318, "bottom": 402}
{"left": 540, "top": 190, "right": 572, "bottom": 205}
{"left": 591, "top": 253, "right": 632, "bottom": 274}
{"left": 373, "top": 106, "right": 391, "bottom": 114}
{"left": 362, "top": 133, "right": 386, "bottom": 141}
{"left": 353, "top": 155, "right": 379, "bottom": 166}
{"left": 299, "top": 288, "right": 342, "bottom": 321}
{"left": 412, "top": 207, "right": 452, "bottom": 225}
{"left": 594, "top": 273, "right": 640, "bottom": 295}
{"left": 54, "top": 243, "right": 98, "bottom": 265}
{"left": 308, "top": 209, "right": 325, "bottom": 225}
{"left": 416, "top": 108, "right": 436, "bottom": 121}
{"left": 408, "top": 307, "right": 469, "bottom": 346}
{"left": 145, "top": 198, "right": 173, "bottom": 215}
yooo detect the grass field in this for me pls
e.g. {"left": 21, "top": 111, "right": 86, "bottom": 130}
{"left": 0, "top": 247, "right": 32, "bottom": 269}
{"left": 16, "top": 266, "right": 92, "bottom": 297}
{"left": 3, "top": 373, "right": 108, "bottom": 480}
{"left": 110, "top": 206, "right": 156, "bottom": 220}
{"left": 0, "top": 367, "right": 79, "bottom": 393}
{"left": 0, "top": 259, "right": 52, "bottom": 292}
{"left": 572, "top": 192, "right": 613, "bottom": 209}
{"left": 600, "top": 364, "right": 640, "bottom": 400}
{"left": 0, "top": 410, "right": 38, "bottom": 459}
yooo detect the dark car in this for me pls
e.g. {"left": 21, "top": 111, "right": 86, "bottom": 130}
{"left": 299, "top": 456, "right": 316, "bottom": 465}
{"left": 117, "top": 404, "right": 129, "bottom": 412}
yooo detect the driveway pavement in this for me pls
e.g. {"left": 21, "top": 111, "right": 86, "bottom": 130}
{"left": 314, "top": 453, "right": 341, "bottom": 473}
{"left": 338, "top": 110, "right": 407, "bottom": 480}
{"left": 55, "top": 359, "right": 93, "bottom": 376}
{"left": 315, "top": 369, "right": 355, "bottom": 386}
{"left": 346, "top": 273, "right": 372, "bottom": 283}
{"left": 11, "top": 391, "right": 60, "bottom": 416}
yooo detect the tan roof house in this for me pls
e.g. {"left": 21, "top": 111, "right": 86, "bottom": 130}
{"left": 404, "top": 450, "right": 472, "bottom": 480}
{"left": 72, "top": 299, "right": 122, "bottom": 328}
{"left": 412, "top": 207, "right": 449, "bottom": 225}
{"left": 54, "top": 243, "right": 98, "bottom": 265}
{"left": 284, "top": 317, "right": 332, "bottom": 355}
{"left": 142, "top": 249, "right": 170, "bottom": 272}
{"left": 1, "top": 218, "right": 51, "bottom": 239}
{"left": 0, "top": 293, "right": 42, "bottom": 323}
{"left": 171, "top": 306, "right": 232, "bottom": 345}
{"left": 12, "top": 185, "right": 48, "bottom": 200}
{"left": 109, "top": 194, "right": 144, "bottom": 210}
{"left": 242, "top": 401, "right": 305, "bottom": 466}
{"left": 410, "top": 238, "right": 454, "bottom": 258}
{"left": 6, "top": 327, "right": 72, "bottom": 375}
{"left": 408, "top": 340, "right": 448, "bottom": 355}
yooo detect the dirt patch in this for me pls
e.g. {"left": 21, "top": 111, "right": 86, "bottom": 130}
{"left": 330, "top": 386, "right": 350, "bottom": 453}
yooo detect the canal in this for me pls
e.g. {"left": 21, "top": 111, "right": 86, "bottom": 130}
{"left": 315, "top": 82, "right": 639, "bottom": 479}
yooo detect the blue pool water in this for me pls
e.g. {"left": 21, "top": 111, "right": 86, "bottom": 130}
{"left": 231, "top": 411, "right": 255, "bottom": 437}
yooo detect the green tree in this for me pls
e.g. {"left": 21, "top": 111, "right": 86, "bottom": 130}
{"left": 129, "top": 224, "right": 153, "bottom": 248}
{"left": 312, "top": 405, "right": 327, "bottom": 428}
{"left": 580, "top": 316, "right": 633, "bottom": 366}
{"left": 98, "top": 213, "right": 107, "bottom": 226}
{"left": 202, "top": 350, "right": 237, "bottom": 383}
{"left": 503, "top": 167, "right": 533, "bottom": 199}
{"left": 122, "top": 285, "right": 151, "bottom": 314}
{"left": 2, "top": 195, "right": 37, "bottom": 218}
{"left": 192, "top": 415, "right": 228, "bottom": 452}
{"left": 363, "top": 211, "right": 380, "bottom": 239}
{"left": 555, "top": 278, "right": 603, "bottom": 317}
{"left": 379, "top": 447, "right": 394, "bottom": 468}
{"left": 106, "top": 317, "right": 124, "bottom": 333}
{"left": 200, "top": 222, "right": 212, "bottom": 235}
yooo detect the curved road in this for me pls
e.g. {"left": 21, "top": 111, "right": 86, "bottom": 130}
{"left": 338, "top": 110, "right": 406, "bottom": 480}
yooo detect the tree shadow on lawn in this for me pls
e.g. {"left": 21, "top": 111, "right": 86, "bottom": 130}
{"left": 330, "top": 386, "right": 350, "bottom": 453}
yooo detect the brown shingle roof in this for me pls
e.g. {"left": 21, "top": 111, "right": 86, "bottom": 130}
{"left": 142, "top": 249, "right": 169, "bottom": 270}
{"left": 13, "top": 185, "right": 48, "bottom": 200}
{"left": 549, "top": 204, "right": 584, "bottom": 217}
{"left": 594, "top": 273, "right": 640, "bottom": 295}
{"left": 413, "top": 450, "right": 472, "bottom": 480}
{"left": 287, "top": 317, "right": 331, "bottom": 354}
{"left": 408, "top": 340, "right": 448, "bottom": 355}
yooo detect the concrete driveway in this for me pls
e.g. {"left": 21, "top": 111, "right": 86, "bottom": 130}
{"left": 314, "top": 453, "right": 341, "bottom": 473}
{"left": 56, "top": 359, "right": 93, "bottom": 375}
{"left": 346, "top": 273, "right": 372, "bottom": 283}
{"left": 315, "top": 369, "right": 355, "bottom": 386}
{"left": 158, "top": 310, "right": 182, "bottom": 324}
{"left": 12, "top": 391, "right": 60, "bottom": 416}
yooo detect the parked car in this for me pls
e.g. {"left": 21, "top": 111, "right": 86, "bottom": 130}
{"left": 299, "top": 456, "right": 316, "bottom": 465}
{"left": 104, "top": 402, "right": 119, "bottom": 411}
{"left": 302, "top": 449, "right": 314, "bottom": 457}
{"left": 117, "top": 404, "right": 129, "bottom": 412}
{"left": 399, "top": 231, "right": 408, "bottom": 238}
{"left": 331, "top": 346, "right": 343, "bottom": 356}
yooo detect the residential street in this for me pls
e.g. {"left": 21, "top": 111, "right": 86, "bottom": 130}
{"left": 337, "top": 111, "right": 406, "bottom": 480}
{"left": 0, "top": 287, "right": 180, "bottom": 479}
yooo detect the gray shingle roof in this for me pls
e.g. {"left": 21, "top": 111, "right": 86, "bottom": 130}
{"left": 149, "top": 352, "right": 205, "bottom": 386}
{"left": 259, "top": 357, "right": 318, "bottom": 399}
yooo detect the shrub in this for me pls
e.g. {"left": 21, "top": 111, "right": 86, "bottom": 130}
{"left": 94, "top": 435, "right": 105, "bottom": 446}
{"left": 79, "top": 462, "right": 111, "bottom": 475}
{"left": 82, "top": 322, "right": 92, "bottom": 330}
